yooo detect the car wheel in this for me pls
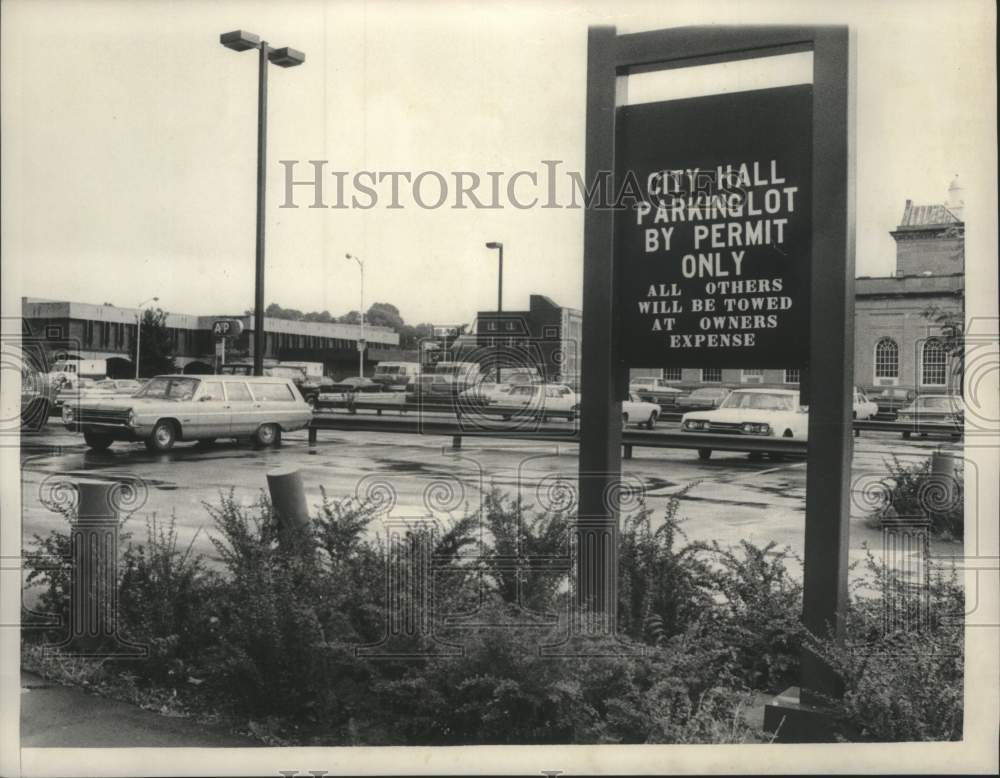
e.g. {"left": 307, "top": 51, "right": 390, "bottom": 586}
{"left": 146, "top": 420, "right": 177, "bottom": 452}
{"left": 645, "top": 412, "right": 657, "bottom": 430}
{"left": 254, "top": 423, "right": 280, "bottom": 448}
{"left": 697, "top": 448, "right": 712, "bottom": 461}
{"left": 902, "top": 431, "right": 911, "bottom": 440}
{"left": 83, "top": 432, "right": 113, "bottom": 451}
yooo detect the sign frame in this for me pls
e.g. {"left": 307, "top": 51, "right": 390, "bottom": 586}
{"left": 578, "top": 25, "right": 855, "bottom": 708}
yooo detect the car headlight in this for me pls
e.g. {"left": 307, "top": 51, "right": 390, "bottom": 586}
{"left": 757, "top": 423, "right": 771, "bottom": 435}
{"left": 684, "top": 420, "right": 704, "bottom": 431}
{"left": 127, "top": 410, "right": 136, "bottom": 427}
{"left": 62, "top": 405, "right": 74, "bottom": 423}
{"left": 741, "top": 422, "right": 754, "bottom": 434}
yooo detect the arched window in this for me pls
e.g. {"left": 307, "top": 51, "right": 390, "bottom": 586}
{"left": 921, "top": 339, "right": 947, "bottom": 386}
{"left": 874, "top": 337, "right": 899, "bottom": 380}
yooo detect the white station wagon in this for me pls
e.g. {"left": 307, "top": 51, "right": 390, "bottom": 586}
{"left": 63, "top": 374, "right": 313, "bottom": 451}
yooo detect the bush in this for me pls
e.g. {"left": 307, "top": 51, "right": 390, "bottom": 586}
{"left": 703, "top": 540, "right": 805, "bottom": 692}
{"left": 617, "top": 496, "right": 716, "bottom": 644}
{"left": 117, "top": 514, "right": 215, "bottom": 683}
{"left": 872, "top": 455, "right": 963, "bottom": 540}
{"left": 371, "top": 598, "right": 765, "bottom": 745}
{"left": 812, "top": 547, "right": 964, "bottom": 741}
{"left": 21, "top": 488, "right": 964, "bottom": 745}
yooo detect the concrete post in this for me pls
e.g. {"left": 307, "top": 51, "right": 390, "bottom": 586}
{"left": 266, "top": 467, "right": 311, "bottom": 549}
{"left": 51, "top": 481, "right": 145, "bottom": 657}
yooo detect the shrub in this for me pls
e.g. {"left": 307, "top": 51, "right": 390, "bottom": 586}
{"left": 703, "top": 540, "right": 805, "bottom": 692}
{"left": 616, "top": 495, "right": 716, "bottom": 644}
{"left": 812, "top": 547, "right": 964, "bottom": 741}
{"left": 481, "top": 489, "right": 572, "bottom": 614}
{"left": 117, "top": 514, "right": 214, "bottom": 683}
{"left": 370, "top": 597, "right": 765, "bottom": 745}
{"left": 872, "top": 455, "right": 963, "bottom": 540}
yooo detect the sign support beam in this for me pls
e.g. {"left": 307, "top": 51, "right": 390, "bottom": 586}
{"left": 577, "top": 25, "right": 622, "bottom": 631}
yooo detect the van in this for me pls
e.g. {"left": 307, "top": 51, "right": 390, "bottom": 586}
{"left": 432, "top": 361, "right": 482, "bottom": 395}
{"left": 372, "top": 361, "right": 422, "bottom": 391}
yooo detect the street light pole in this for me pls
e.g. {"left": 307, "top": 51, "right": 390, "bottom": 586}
{"left": 220, "top": 30, "right": 305, "bottom": 376}
{"left": 485, "top": 242, "right": 503, "bottom": 382}
{"left": 135, "top": 297, "right": 159, "bottom": 379}
{"left": 346, "top": 253, "right": 365, "bottom": 376}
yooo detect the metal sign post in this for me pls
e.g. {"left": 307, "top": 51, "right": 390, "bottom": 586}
{"left": 579, "top": 25, "right": 855, "bottom": 734}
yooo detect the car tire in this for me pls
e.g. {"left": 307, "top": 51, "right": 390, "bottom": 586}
{"left": 254, "top": 423, "right": 280, "bottom": 448}
{"left": 902, "top": 431, "right": 911, "bottom": 439}
{"left": 697, "top": 448, "right": 712, "bottom": 460}
{"left": 146, "top": 420, "right": 177, "bottom": 452}
{"left": 83, "top": 432, "right": 113, "bottom": 451}
{"left": 645, "top": 413, "right": 657, "bottom": 430}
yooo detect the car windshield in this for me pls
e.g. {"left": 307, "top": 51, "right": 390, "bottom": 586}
{"left": 720, "top": 392, "right": 796, "bottom": 411}
{"left": 135, "top": 377, "right": 200, "bottom": 400}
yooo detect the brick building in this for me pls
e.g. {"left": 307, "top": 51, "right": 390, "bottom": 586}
{"left": 462, "top": 295, "right": 583, "bottom": 383}
{"left": 630, "top": 179, "right": 965, "bottom": 394}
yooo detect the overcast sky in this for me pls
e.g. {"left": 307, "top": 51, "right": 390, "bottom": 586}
{"left": 2, "top": 0, "right": 995, "bottom": 327}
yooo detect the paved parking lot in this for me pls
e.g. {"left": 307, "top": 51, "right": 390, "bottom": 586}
{"left": 19, "top": 417, "right": 965, "bottom": 598}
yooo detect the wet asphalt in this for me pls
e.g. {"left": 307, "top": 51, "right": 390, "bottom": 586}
{"left": 19, "top": 414, "right": 964, "bottom": 596}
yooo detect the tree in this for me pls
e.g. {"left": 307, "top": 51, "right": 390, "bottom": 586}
{"left": 923, "top": 304, "right": 964, "bottom": 389}
{"left": 137, "top": 308, "right": 176, "bottom": 378}
{"left": 338, "top": 310, "right": 361, "bottom": 325}
{"left": 365, "top": 302, "right": 405, "bottom": 331}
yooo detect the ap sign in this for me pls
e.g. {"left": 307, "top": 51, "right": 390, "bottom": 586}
{"left": 616, "top": 85, "right": 812, "bottom": 368}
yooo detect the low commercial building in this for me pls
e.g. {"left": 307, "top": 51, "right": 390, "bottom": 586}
{"left": 20, "top": 298, "right": 402, "bottom": 379}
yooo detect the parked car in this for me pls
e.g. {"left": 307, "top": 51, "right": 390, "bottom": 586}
{"left": 221, "top": 363, "right": 323, "bottom": 407}
{"left": 674, "top": 386, "right": 731, "bottom": 412}
{"left": 459, "top": 381, "right": 514, "bottom": 406}
{"left": 853, "top": 386, "right": 879, "bottom": 420}
{"left": 869, "top": 387, "right": 917, "bottom": 419}
{"left": 896, "top": 394, "right": 963, "bottom": 438}
{"left": 490, "top": 384, "right": 580, "bottom": 420}
{"left": 94, "top": 378, "right": 144, "bottom": 396}
{"left": 680, "top": 388, "right": 807, "bottom": 460}
{"left": 629, "top": 377, "right": 686, "bottom": 409}
{"left": 52, "top": 376, "right": 101, "bottom": 411}
{"left": 622, "top": 393, "right": 661, "bottom": 429}
{"left": 62, "top": 375, "right": 312, "bottom": 451}
{"left": 433, "top": 361, "right": 483, "bottom": 395}
{"left": 371, "top": 361, "right": 422, "bottom": 392}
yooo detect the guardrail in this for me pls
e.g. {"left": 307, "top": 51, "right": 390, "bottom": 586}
{"left": 308, "top": 413, "right": 810, "bottom": 458}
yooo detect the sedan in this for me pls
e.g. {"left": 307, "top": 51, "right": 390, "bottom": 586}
{"left": 897, "top": 394, "right": 963, "bottom": 438}
{"left": 680, "top": 388, "right": 807, "bottom": 460}
{"left": 870, "top": 387, "right": 916, "bottom": 420}
{"left": 853, "top": 386, "right": 879, "bottom": 420}
{"left": 674, "top": 386, "right": 731, "bottom": 411}
{"left": 622, "top": 393, "right": 660, "bottom": 429}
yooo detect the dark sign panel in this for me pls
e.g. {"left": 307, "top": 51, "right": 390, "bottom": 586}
{"left": 616, "top": 85, "right": 812, "bottom": 368}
